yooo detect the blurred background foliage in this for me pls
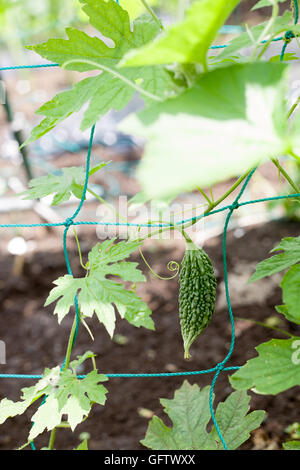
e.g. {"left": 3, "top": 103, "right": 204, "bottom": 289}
{"left": 0, "top": 0, "right": 239, "bottom": 53}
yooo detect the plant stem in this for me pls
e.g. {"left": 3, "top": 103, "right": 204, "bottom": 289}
{"left": 18, "top": 441, "right": 31, "bottom": 451}
{"left": 48, "top": 428, "right": 57, "bottom": 450}
{"left": 63, "top": 314, "right": 78, "bottom": 371}
{"left": 289, "top": 149, "right": 300, "bottom": 164}
{"left": 139, "top": 0, "right": 164, "bottom": 30}
{"left": 197, "top": 186, "right": 212, "bottom": 205}
{"left": 256, "top": 31, "right": 278, "bottom": 59}
{"left": 271, "top": 158, "right": 300, "bottom": 193}
{"left": 287, "top": 96, "right": 300, "bottom": 118}
{"left": 62, "top": 59, "right": 163, "bottom": 102}
{"left": 139, "top": 169, "right": 253, "bottom": 242}
{"left": 87, "top": 187, "right": 137, "bottom": 239}
{"left": 73, "top": 228, "right": 87, "bottom": 270}
{"left": 236, "top": 317, "right": 295, "bottom": 338}
{"left": 251, "top": 1, "right": 279, "bottom": 59}
{"left": 45, "top": 314, "right": 78, "bottom": 450}
{"left": 178, "top": 0, "right": 190, "bottom": 20}
{"left": 87, "top": 187, "right": 126, "bottom": 222}
{"left": 56, "top": 423, "right": 71, "bottom": 429}
{"left": 204, "top": 169, "right": 253, "bottom": 215}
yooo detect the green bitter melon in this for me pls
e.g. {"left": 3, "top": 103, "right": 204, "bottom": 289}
{"left": 179, "top": 241, "right": 217, "bottom": 359}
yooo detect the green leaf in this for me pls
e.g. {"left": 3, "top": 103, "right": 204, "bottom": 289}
{"left": 20, "top": 167, "right": 85, "bottom": 206}
{"left": 19, "top": 164, "right": 109, "bottom": 206}
{"left": 214, "top": 11, "right": 295, "bottom": 62}
{"left": 30, "top": 395, "right": 62, "bottom": 440}
{"left": 230, "top": 338, "right": 300, "bottom": 394}
{"left": 283, "top": 440, "right": 300, "bottom": 450}
{"left": 281, "top": 265, "right": 300, "bottom": 323}
{"left": 141, "top": 381, "right": 264, "bottom": 450}
{"left": 74, "top": 439, "right": 89, "bottom": 450}
{"left": 24, "top": 0, "right": 173, "bottom": 144}
{"left": 45, "top": 239, "right": 154, "bottom": 336}
{"left": 269, "top": 52, "right": 299, "bottom": 63}
{"left": 275, "top": 304, "right": 300, "bottom": 325}
{"left": 250, "top": 236, "right": 300, "bottom": 282}
{"left": 252, "top": 0, "right": 287, "bottom": 10}
{"left": 119, "top": 0, "right": 158, "bottom": 20}
{"left": 0, "top": 354, "right": 108, "bottom": 441}
{"left": 69, "top": 351, "right": 97, "bottom": 374}
{"left": 121, "top": 62, "right": 289, "bottom": 199}
{"left": 210, "top": 391, "right": 265, "bottom": 449}
{"left": 121, "top": 0, "right": 241, "bottom": 68}
{"left": 0, "top": 366, "right": 60, "bottom": 427}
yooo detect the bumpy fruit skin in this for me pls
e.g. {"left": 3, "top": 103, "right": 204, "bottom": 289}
{"left": 179, "top": 242, "right": 217, "bottom": 359}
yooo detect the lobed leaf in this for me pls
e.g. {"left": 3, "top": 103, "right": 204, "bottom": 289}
{"left": 45, "top": 239, "right": 154, "bottom": 337}
{"left": 25, "top": 0, "right": 173, "bottom": 145}
{"left": 281, "top": 265, "right": 300, "bottom": 323}
{"left": 121, "top": 62, "right": 289, "bottom": 199}
{"left": 0, "top": 355, "right": 108, "bottom": 441}
{"left": 230, "top": 338, "right": 300, "bottom": 394}
{"left": 121, "top": 0, "right": 241, "bottom": 68}
{"left": 141, "top": 381, "right": 264, "bottom": 450}
{"left": 250, "top": 236, "right": 300, "bottom": 282}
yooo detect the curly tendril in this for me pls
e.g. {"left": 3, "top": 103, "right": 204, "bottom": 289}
{"left": 139, "top": 248, "right": 180, "bottom": 281}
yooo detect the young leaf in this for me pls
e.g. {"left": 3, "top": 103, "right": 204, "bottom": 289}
{"left": 45, "top": 239, "right": 154, "bottom": 337}
{"left": 24, "top": 0, "right": 173, "bottom": 145}
{"left": 20, "top": 167, "right": 85, "bottom": 206}
{"left": 120, "top": 62, "right": 289, "bottom": 199}
{"left": 19, "top": 163, "right": 109, "bottom": 206}
{"left": 230, "top": 338, "right": 300, "bottom": 394}
{"left": 214, "top": 11, "right": 295, "bottom": 62}
{"left": 269, "top": 52, "right": 298, "bottom": 62}
{"left": 141, "top": 381, "right": 264, "bottom": 450}
{"left": 121, "top": 0, "right": 241, "bottom": 68}
{"left": 250, "top": 236, "right": 300, "bottom": 282}
{"left": 252, "top": 0, "right": 288, "bottom": 10}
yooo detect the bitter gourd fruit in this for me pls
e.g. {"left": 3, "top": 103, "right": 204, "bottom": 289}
{"left": 179, "top": 241, "right": 217, "bottom": 359}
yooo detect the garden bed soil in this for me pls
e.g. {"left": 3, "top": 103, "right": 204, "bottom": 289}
{"left": 0, "top": 219, "right": 300, "bottom": 450}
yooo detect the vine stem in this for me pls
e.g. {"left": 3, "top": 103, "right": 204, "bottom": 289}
{"left": 236, "top": 317, "right": 295, "bottom": 338}
{"left": 251, "top": 0, "right": 279, "bottom": 59}
{"left": 87, "top": 187, "right": 126, "bottom": 223}
{"left": 87, "top": 187, "right": 137, "bottom": 240}
{"left": 46, "top": 312, "right": 78, "bottom": 450}
{"left": 63, "top": 315, "right": 78, "bottom": 371}
{"left": 48, "top": 428, "right": 57, "bottom": 450}
{"left": 204, "top": 169, "right": 253, "bottom": 215}
{"left": 139, "top": 0, "right": 163, "bottom": 30}
{"left": 139, "top": 168, "right": 253, "bottom": 242}
{"left": 271, "top": 158, "right": 300, "bottom": 193}
{"left": 62, "top": 59, "right": 162, "bottom": 102}
{"left": 289, "top": 149, "right": 300, "bottom": 163}
{"left": 287, "top": 96, "right": 300, "bottom": 118}
{"left": 197, "top": 186, "right": 213, "bottom": 205}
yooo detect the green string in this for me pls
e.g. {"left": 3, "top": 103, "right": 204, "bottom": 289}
{"left": 208, "top": 169, "right": 256, "bottom": 450}
{"left": 280, "top": 0, "right": 299, "bottom": 61}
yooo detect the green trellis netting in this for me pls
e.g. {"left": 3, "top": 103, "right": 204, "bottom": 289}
{"left": 0, "top": 0, "right": 299, "bottom": 451}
